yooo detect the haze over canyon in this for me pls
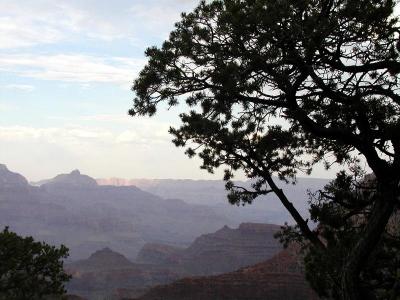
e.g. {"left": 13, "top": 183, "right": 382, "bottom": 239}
{"left": 0, "top": 164, "right": 327, "bottom": 299}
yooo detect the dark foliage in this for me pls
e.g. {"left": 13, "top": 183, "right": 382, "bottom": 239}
{"left": 0, "top": 227, "right": 71, "bottom": 300}
{"left": 130, "top": 0, "right": 400, "bottom": 299}
{"left": 276, "top": 171, "right": 400, "bottom": 299}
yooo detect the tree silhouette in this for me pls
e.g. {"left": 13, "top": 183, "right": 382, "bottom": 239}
{"left": 0, "top": 227, "right": 71, "bottom": 300}
{"left": 130, "top": 0, "right": 400, "bottom": 299}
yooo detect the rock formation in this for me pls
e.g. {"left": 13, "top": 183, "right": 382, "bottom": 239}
{"left": 67, "top": 247, "right": 136, "bottom": 271}
{"left": 136, "top": 223, "right": 283, "bottom": 275}
{"left": 41, "top": 170, "right": 98, "bottom": 190}
{"left": 0, "top": 165, "right": 231, "bottom": 261}
{"left": 96, "top": 177, "right": 329, "bottom": 225}
{"left": 66, "top": 224, "right": 285, "bottom": 299}
{"left": 132, "top": 246, "right": 319, "bottom": 300}
{"left": 0, "top": 164, "right": 29, "bottom": 190}
{"left": 65, "top": 248, "right": 183, "bottom": 300}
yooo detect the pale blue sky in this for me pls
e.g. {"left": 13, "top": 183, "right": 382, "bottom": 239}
{"left": 0, "top": 0, "right": 340, "bottom": 181}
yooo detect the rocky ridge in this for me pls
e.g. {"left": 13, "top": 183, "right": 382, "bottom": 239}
{"left": 136, "top": 223, "right": 283, "bottom": 275}
{"left": 66, "top": 248, "right": 183, "bottom": 300}
{"left": 132, "top": 246, "right": 319, "bottom": 300}
{"left": 0, "top": 164, "right": 29, "bottom": 190}
{"left": 96, "top": 177, "right": 329, "bottom": 225}
{"left": 66, "top": 223, "right": 284, "bottom": 299}
{"left": 0, "top": 165, "right": 232, "bottom": 261}
{"left": 40, "top": 170, "right": 98, "bottom": 190}
{"left": 67, "top": 247, "right": 136, "bottom": 271}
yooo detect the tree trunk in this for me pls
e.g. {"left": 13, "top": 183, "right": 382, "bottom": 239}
{"left": 340, "top": 181, "right": 398, "bottom": 300}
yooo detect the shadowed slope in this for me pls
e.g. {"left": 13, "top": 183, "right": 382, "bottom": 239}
{"left": 132, "top": 246, "right": 319, "bottom": 300}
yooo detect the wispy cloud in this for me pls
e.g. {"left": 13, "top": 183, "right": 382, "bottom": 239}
{"left": 46, "top": 113, "right": 174, "bottom": 141}
{"left": 0, "top": 16, "right": 63, "bottom": 49}
{"left": 0, "top": 118, "right": 170, "bottom": 146}
{"left": 0, "top": 1, "right": 199, "bottom": 87}
{"left": 0, "top": 0, "right": 208, "bottom": 181}
{"left": 3, "top": 84, "right": 35, "bottom": 92}
{"left": 78, "top": 114, "right": 132, "bottom": 123}
{"left": 0, "top": 126, "right": 112, "bottom": 144}
{"left": 0, "top": 1, "right": 124, "bottom": 47}
{"left": 0, "top": 54, "right": 145, "bottom": 85}
{"left": 0, "top": 0, "right": 199, "bottom": 48}
{"left": 0, "top": 123, "right": 212, "bottom": 182}
{"left": 48, "top": 114, "right": 132, "bottom": 124}
{"left": 0, "top": 102, "right": 18, "bottom": 112}
{"left": 129, "top": 3, "right": 187, "bottom": 38}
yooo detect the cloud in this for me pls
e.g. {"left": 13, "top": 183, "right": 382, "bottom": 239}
{"left": 45, "top": 114, "right": 174, "bottom": 145}
{"left": 78, "top": 114, "right": 132, "bottom": 123}
{"left": 0, "top": 1, "right": 120, "bottom": 47}
{"left": 0, "top": 116, "right": 171, "bottom": 146}
{"left": 0, "top": 102, "right": 18, "bottom": 112}
{"left": 0, "top": 54, "right": 145, "bottom": 85}
{"left": 0, "top": 123, "right": 220, "bottom": 182}
{"left": 115, "top": 125, "right": 170, "bottom": 144}
{"left": 0, "top": 0, "right": 227, "bottom": 182}
{"left": 0, "top": 0, "right": 200, "bottom": 48}
{"left": 0, "top": 1, "right": 201, "bottom": 87}
{"left": 3, "top": 84, "right": 35, "bottom": 92}
{"left": 129, "top": 4, "right": 185, "bottom": 34}
{"left": 0, "top": 17, "right": 63, "bottom": 49}
{"left": 48, "top": 114, "right": 133, "bottom": 124}
{"left": 0, "top": 126, "right": 112, "bottom": 145}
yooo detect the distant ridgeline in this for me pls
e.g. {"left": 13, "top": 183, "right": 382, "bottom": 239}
{"left": 0, "top": 165, "right": 230, "bottom": 261}
{"left": 97, "top": 176, "right": 329, "bottom": 224}
{"left": 0, "top": 164, "right": 328, "bottom": 261}
{"left": 0, "top": 164, "right": 325, "bottom": 299}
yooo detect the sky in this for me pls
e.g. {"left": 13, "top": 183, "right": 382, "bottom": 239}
{"left": 0, "top": 0, "right": 340, "bottom": 181}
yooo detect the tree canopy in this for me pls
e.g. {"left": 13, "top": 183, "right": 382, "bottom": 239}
{"left": 276, "top": 171, "right": 400, "bottom": 299}
{"left": 130, "top": 0, "right": 400, "bottom": 299}
{"left": 0, "top": 227, "right": 71, "bottom": 300}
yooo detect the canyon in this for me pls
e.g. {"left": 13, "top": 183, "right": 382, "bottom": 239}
{"left": 132, "top": 246, "right": 319, "bottom": 300}
{"left": 0, "top": 164, "right": 327, "bottom": 299}
{"left": 66, "top": 223, "right": 284, "bottom": 299}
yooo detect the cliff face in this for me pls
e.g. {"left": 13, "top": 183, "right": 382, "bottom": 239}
{"left": 136, "top": 223, "right": 282, "bottom": 276}
{"left": 133, "top": 246, "right": 319, "bottom": 300}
